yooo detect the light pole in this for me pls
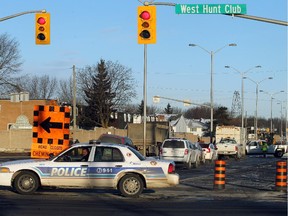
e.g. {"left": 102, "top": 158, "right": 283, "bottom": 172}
{"left": 189, "top": 43, "right": 237, "bottom": 143}
{"left": 276, "top": 100, "right": 284, "bottom": 139}
{"left": 260, "top": 90, "right": 285, "bottom": 135}
{"left": 243, "top": 76, "right": 273, "bottom": 139}
{"left": 225, "top": 65, "right": 261, "bottom": 145}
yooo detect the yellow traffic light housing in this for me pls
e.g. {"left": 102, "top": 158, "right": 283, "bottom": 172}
{"left": 137, "top": 6, "right": 156, "bottom": 44}
{"left": 35, "top": 13, "right": 50, "bottom": 45}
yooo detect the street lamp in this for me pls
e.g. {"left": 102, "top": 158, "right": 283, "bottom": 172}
{"left": 260, "top": 90, "right": 285, "bottom": 135}
{"left": 243, "top": 76, "right": 273, "bottom": 139}
{"left": 153, "top": 95, "right": 211, "bottom": 108}
{"left": 153, "top": 95, "right": 211, "bottom": 138}
{"left": 225, "top": 65, "right": 261, "bottom": 145}
{"left": 189, "top": 43, "right": 237, "bottom": 142}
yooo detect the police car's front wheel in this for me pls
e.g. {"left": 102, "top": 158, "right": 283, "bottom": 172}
{"left": 13, "top": 171, "right": 39, "bottom": 195}
{"left": 118, "top": 174, "right": 144, "bottom": 197}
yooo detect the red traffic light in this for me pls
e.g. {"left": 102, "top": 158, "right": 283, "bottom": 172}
{"left": 140, "top": 11, "right": 151, "bottom": 20}
{"left": 37, "top": 17, "right": 46, "bottom": 25}
{"left": 137, "top": 6, "right": 156, "bottom": 44}
{"left": 35, "top": 13, "right": 50, "bottom": 45}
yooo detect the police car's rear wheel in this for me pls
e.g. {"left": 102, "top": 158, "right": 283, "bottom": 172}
{"left": 13, "top": 171, "right": 39, "bottom": 195}
{"left": 118, "top": 174, "right": 143, "bottom": 197}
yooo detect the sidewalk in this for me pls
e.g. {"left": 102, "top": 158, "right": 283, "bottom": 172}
{"left": 0, "top": 151, "right": 30, "bottom": 156}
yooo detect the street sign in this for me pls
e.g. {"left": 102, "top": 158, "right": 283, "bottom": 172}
{"left": 31, "top": 105, "right": 70, "bottom": 159}
{"left": 175, "top": 4, "right": 247, "bottom": 15}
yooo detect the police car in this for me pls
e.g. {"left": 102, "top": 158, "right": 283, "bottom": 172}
{"left": 0, "top": 141, "right": 179, "bottom": 197}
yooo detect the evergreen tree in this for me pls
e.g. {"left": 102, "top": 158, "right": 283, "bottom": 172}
{"left": 138, "top": 100, "right": 144, "bottom": 116}
{"left": 214, "top": 106, "right": 230, "bottom": 125}
{"left": 83, "top": 59, "right": 115, "bottom": 128}
{"left": 164, "top": 103, "right": 173, "bottom": 114}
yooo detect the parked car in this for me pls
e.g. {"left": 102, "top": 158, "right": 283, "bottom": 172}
{"left": 160, "top": 138, "right": 200, "bottom": 169}
{"left": 199, "top": 143, "right": 218, "bottom": 162}
{"left": 0, "top": 142, "right": 179, "bottom": 197}
{"left": 194, "top": 142, "right": 206, "bottom": 164}
{"left": 98, "top": 134, "right": 137, "bottom": 149}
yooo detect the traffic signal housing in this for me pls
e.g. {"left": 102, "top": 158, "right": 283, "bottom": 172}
{"left": 35, "top": 13, "right": 50, "bottom": 45}
{"left": 137, "top": 6, "right": 156, "bottom": 44}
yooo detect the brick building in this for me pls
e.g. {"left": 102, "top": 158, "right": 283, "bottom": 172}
{"left": 0, "top": 96, "right": 57, "bottom": 131}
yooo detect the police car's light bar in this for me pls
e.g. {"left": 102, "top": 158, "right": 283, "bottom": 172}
{"left": 89, "top": 140, "right": 101, "bottom": 144}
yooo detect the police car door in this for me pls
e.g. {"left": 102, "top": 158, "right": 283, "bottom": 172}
{"left": 247, "top": 141, "right": 260, "bottom": 154}
{"left": 89, "top": 146, "right": 125, "bottom": 187}
{"left": 48, "top": 146, "right": 92, "bottom": 187}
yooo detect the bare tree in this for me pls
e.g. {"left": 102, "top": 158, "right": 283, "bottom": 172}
{"left": 184, "top": 106, "right": 210, "bottom": 119}
{"left": 106, "top": 60, "right": 136, "bottom": 110}
{"left": 0, "top": 33, "right": 22, "bottom": 95}
{"left": 16, "top": 74, "right": 58, "bottom": 99}
{"left": 58, "top": 79, "right": 73, "bottom": 103}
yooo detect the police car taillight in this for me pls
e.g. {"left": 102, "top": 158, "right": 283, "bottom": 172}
{"left": 168, "top": 163, "right": 175, "bottom": 174}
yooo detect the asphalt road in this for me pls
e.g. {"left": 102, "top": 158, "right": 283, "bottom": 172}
{"left": 0, "top": 155, "right": 287, "bottom": 216}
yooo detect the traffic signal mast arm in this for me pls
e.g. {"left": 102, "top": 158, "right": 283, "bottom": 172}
{"left": 0, "top": 10, "right": 46, "bottom": 22}
{"left": 140, "top": 2, "right": 287, "bottom": 26}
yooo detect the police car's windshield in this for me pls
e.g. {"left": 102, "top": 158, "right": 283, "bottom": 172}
{"left": 128, "top": 147, "right": 145, "bottom": 161}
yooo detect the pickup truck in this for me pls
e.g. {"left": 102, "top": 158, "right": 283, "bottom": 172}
{"left": 246, "top": 140, "right": 287, "bottom": 158}
{"left": 216, "top": 137, "right": 242, "bottom": 160}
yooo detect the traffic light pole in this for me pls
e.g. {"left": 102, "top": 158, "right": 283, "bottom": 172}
{"left": 0, "top": 10, "right": 46, "bottom": 22}
{"left": 143, "top": 44, "right": 147, "bottom": 157}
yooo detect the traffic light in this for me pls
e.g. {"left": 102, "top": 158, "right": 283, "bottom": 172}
{"left": 35, "top": 13, "right": 50, "bottom": 45}
{"left": 137, "top": 6, "right": 156, "bottom": 44}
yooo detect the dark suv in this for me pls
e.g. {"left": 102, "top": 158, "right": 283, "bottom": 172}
{"left": 98, "top": 134, "right": 137, "bottom": 149}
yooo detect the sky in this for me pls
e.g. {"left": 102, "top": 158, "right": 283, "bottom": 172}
{"left": 1, "top": 0, "right": 287, "bottom": 119}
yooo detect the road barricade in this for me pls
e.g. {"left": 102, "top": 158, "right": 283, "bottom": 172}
{"left": 214, "top": 160, "right": 226, "bottom": 190}
{"left": 275, "top": 161, "right": 287, "bottom": 192}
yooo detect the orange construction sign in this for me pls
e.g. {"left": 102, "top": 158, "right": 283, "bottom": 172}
{"left": 31, "top": 105, "right": 70, "bottom": 159}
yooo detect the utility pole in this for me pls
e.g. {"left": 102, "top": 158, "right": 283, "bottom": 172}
{"left": 73, "top": 65, "right": 77, "bottom": 130}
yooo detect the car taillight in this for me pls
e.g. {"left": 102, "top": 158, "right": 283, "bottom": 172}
{"left": 160, "top": 148, "right": 163, "bottom": 155}
{"left": 168, "top": 163, "right": 175, "bottom": 174}
{"left": 235, "top": 146, "right": 238, "bottom": 151}
{"left": 207, "top": 148, "right": 211, "bottom": 153}
{"left": 184, "top": 149, "right": 188, "bottom": 155}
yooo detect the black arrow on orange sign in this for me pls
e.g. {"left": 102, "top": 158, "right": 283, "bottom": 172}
{"left": 40, "top": 117, "right": 63, "bottom": 133}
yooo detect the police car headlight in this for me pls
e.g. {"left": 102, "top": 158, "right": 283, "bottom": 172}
{"left": 0, "top": 167, "right": 10, "bottom": 173}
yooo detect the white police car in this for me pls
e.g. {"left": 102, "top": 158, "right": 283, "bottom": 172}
{"left": 0, "top": 141, "right": 179, "bottom": 197}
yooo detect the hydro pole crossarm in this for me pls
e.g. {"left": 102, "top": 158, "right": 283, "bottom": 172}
{"left": 0, "top": 10, "right": 46, "bottom": 22}
{"left": 146, "top": 1, "right": 288, "bottom": 26}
